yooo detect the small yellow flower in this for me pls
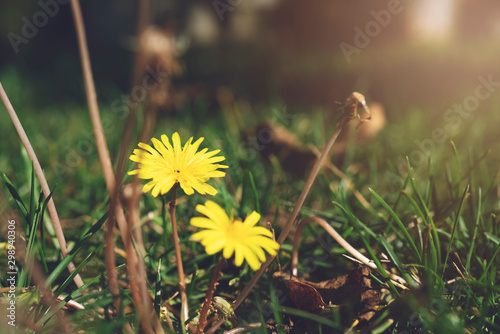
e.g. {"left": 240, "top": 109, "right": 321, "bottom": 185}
{"left": 190, "top": 201, "right": 280, "bottom": 271}
{"left": 129, "top": 132, "right": 227, "bottom": 197}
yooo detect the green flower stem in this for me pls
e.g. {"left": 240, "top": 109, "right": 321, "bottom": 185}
{"left": 169, "top": 184, "right": 189, "bottom": 322}
{"left": 197, "top": 256, "right": 226, "bottom": 334}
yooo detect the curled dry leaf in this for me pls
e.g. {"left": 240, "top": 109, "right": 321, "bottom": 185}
{"left": 286, "top": 279, "right": 326, "bottom": 313}
{"left": 273, "top": 267, "right": 381, "bottom": 323}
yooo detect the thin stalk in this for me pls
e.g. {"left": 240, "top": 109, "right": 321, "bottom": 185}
{"left": 291, "top": 216, "right": 408, "bottom": 288}
{"left": 207, "top": 93, "right": 366, "bottom": 333}
{"left": 196, "top": 257, "right": 226, "bottom": 333}
{"left": 169, "top": 184, "right": 189, "bottom": 323}
{"left": 68, "top": 1, "right": 158, "bottom": 332}
{"left": 0, "top": 82, "right": 84, "bottom": 288}
{"left": 107, "top": 0, "right": 153, "bottom": 317}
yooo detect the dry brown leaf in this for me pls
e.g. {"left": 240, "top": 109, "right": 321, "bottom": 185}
{"left": 273, "top": 267, "right": 381, "bottom": 323}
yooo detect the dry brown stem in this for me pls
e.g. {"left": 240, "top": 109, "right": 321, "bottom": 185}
{"left": 0, "top": 82, "right": 84, "bottom": 289}
{"left": 207, "top": 92, "right": 369, "bottom": 333}
{"left": 68, "top": 1, "right": 160, "bottom": 332}
{"left": 291, "top": 216, "right": 408, "bottom": 289}
{"left": 196, "top": 257, "right": 226, "bottom": 333}
{"left": 169, "top": 185, "right": 190, "bottom": 322}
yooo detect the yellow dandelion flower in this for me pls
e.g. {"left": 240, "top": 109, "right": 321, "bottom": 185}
{"left": 129, "top": 132, "right": 228, "bottom": 197}
{"left": 190, "top": 201, "right": 280, "bottom": 271}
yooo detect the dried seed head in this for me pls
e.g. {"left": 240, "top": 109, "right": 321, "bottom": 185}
{"left": 213, "top": 296, "right": 235, "bottom": 320}
{"left": 337, "top": 91, "right": 372, "bottom": 129}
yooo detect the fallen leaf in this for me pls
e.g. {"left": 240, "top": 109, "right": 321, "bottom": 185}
{"left": 273, "top": 267, "right": 381, "bottom": 323}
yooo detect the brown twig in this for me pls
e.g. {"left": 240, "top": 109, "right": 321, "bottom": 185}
{"left": 207, "top": 92, "right": 368, "bottom": 333}
{"left": 0, "top": 82, "right": 84, "bottom": 289}
{"left": 196, "top": 257, "right": 226, "bottom": 333}
{"left": 68, "top": 1, "right": 159, "bottom": 332}
{"left": 113, "top": 0, "right": 152, "bottom": 191}
{"left": 106, "top": 0, "right": 153, "bottom": 325}
{"left": 109, "top": 2, "right": 166, "bottom": 330}
{"left": 129, "top": 99, "right": 163, "bottom": 332}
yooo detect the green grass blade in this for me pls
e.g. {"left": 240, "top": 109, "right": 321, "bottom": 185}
{"left": 369, "top": 188, "right": 422, "bottom": 264}
{"left": 28, "top": 164, "right": 36, "bottom": 236}
{"left": 442, "top": 185, "right": 469, "bottom": 279}
{"left": 401, "top": 191, "right": 428, "bottom": 256}
{"left": 0, "top": 171, "right": 28, "bottom": 221}
{"left": 36, "top": 276, "right": 102, "bottom": 329}
{"left": 401, "top": 191, "right": 427, "bottom": 226}
{"left": 336, "top": 201, "right": 399, "bottom": 295}
{"left": 72, "top": 211, "right": 109, "bottom": 250}
{"left": 280, "top": 306, "right": 343, "bottom": 330}
{"left": 428, "top": 232, "right": 439, "bottom": 282}
{"left": 35, "top": 185, "right": 56, "bottom": 273}
{"left": 46, "top": 212, "right": 108, "bottom": 287}
{"left": 378, "top": 236, "right": 418, "bottom": 288}
{"left": 450, "top": 140, "right": 461, "bottom": 173}
{"left": 485, "top": 232, "right": 500, "bottom": 244}
{"left": 248, "top": 171, "right": 260, "bottom": 214}
{"left": 53, "top": 243, "right": 104, "bottom": 296}
{"left": 466, "top": 187, "right": 481, "bottom": 272}
{"left": 331, "top": 201, "right": 377, "bottom": 238}
{"left": 407, "top": 157, "right": 441, "bottom": 264}
{"left": 383, "top": 170, "right": 412, "bottom": 234}
{"left": 45, "top": 248, "right": 79, "bottom": 287}
{"left": 479, "top": 242, "right": 500, "bottom": 281}
{"left": 269, "top": 283, "right": 284, "bottom": 333}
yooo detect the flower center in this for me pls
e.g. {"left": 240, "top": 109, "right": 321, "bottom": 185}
{"left": 227, "top": 219, "right": 245, "bottom": 238}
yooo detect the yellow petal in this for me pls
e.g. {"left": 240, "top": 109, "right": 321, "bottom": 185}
{"left": 243, "top": 211, "right": 261, "bottom": 228}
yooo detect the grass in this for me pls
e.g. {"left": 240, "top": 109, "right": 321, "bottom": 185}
{"left": 1, "top": 81, "right": 500, "bottom": 332}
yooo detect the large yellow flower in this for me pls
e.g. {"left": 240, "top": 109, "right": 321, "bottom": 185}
{"left": 190, "top": 201, "right": 280, "bottom": 270}
{"left": 129, "top": 132, "right": 227, "bottom": 197}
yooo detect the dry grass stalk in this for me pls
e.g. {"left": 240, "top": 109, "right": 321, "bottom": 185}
{"left": 207, "top": 92, "right": 371, "bottom": 333}
{"left": 0, "top": 82, "right": 84, "bottom": 289}
{"left": 68, "top": 0, "right": 161, "bottom": 332}
{"left": 291, "top": 216, "right": 408, "bottom": 289}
